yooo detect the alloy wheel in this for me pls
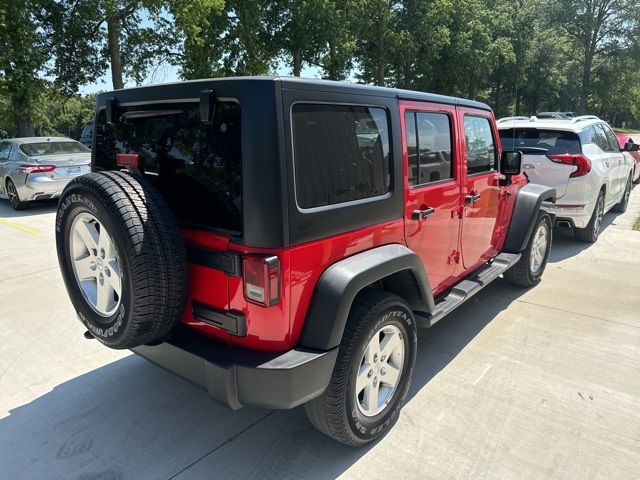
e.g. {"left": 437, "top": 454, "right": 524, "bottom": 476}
{"left": 623, "top": 177, "right": 631, "bottom": 207}
{"left": 69, "top": 212, "right": 123, "bottom": 317}
{"left": 529, "top": 222, "right": 549, "bottom": 275}
{"left": 6, "top": 180, "right": 19, "bottom": 208}
{"left": 593, "top": 195, "right": 604, "bottom": 237}
{"left": 355, "top": 325, "right": 405, "bottom": 417}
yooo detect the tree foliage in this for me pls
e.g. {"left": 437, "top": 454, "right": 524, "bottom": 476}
{"left": 2, "top": 0, "right": 640, "bottom": 138}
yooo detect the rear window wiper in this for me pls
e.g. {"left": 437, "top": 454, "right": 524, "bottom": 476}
{"left": 120, "top": 110, "right": 184, "bottom": 122}
{"left": 510, "top": 146, "right": 549, "bottom": 154}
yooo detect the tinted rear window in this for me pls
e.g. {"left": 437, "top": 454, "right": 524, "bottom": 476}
{"left": 95, "top": 102, "right": 242, "bottom": 233}
{"left": 499, "top": 128, "right": 581, "bottom": 154}
{"left": 21, "top": 141, "right": 89, "bottom": 157}
{"left": 292, "top": 104, "right": 391, "bottom": 209}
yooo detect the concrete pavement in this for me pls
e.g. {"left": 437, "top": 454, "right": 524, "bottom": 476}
{"left": 1, "top": 190, "right": 639, "bottom": 480}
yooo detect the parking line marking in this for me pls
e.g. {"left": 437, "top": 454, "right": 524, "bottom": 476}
{"left": 0, "top": 217, "right": 42, "bottom": 236}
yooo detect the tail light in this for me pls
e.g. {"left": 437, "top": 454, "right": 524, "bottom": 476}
{"left": 116, "top": 153, "right": 143, "bottom": 168}
{"left": 547, "top": 154, "right": 591, "bottom": 178}
{"left": 19, "top": 164, "right": 56, "bottom": 173}
{"left": 243, "top": 255, "right": 280, "bottom": 307}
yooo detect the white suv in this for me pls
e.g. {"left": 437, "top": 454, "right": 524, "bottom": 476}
{"left": 498, "top": 115, "right": 635, "bottom": 242}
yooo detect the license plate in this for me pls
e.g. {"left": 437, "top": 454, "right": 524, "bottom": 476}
{"left": 65, "top": 166, "right": 81, "bottom": 175}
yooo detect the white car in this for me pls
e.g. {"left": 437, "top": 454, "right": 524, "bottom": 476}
{"left": 498, "top": 115, "right": 635, "bottom": 242}
{"left": 0, "top": 137, "right": 91, "bottom": 210}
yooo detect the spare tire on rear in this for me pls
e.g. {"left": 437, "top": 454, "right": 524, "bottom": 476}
{"left": 56, "top": 171, "right": 188, "bottom": 349}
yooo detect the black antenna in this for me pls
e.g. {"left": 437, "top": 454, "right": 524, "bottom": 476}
{"left": 512, "top": 80, "right": 518, "bottom": 150}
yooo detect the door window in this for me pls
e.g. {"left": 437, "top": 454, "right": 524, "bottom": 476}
{"left": 405, "top": 111, "right": 453, "bottom": 186}
{"left": 591, "top": 125, "right": 614, "bottom": 152}
{"left": 600, "top": 124, "right": 621, "bottom": 152}
{"left": 464, "top": 116, "right": 496, "bottom": 175}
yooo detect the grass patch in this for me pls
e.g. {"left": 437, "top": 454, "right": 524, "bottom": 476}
{"left": 634, "top": 216, "right": 640, "bottom": 231}
{"left": 614, "top": 128, "right": 640, "bottom": 136}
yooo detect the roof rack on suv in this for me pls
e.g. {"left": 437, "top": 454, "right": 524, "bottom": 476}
{"left": 571, "top": 115, "right": 600, "bottom": 123}
{"left": 496, "top": 116, "right": 529, "bottom": 124}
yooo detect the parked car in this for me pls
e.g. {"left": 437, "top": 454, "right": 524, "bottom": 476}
{"left": 0, "top": 137, "right": 91, "bottom": 210}
{"left": 498, "top": 115, "right": 635, "bottom": 242}
{"left": 615, "top": 133, "right": 640, "bottom": 184}
{"left": 79, "top": 121, "right": 93, "bottom": 148}
{"left": 55, "top": 77, "right": 555, "bottom": 446}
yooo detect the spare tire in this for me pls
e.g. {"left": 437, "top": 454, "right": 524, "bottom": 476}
{"left": 56, "top": 171, "right": 188, "bottom": 349}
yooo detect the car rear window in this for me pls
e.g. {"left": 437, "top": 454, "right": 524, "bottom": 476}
{"left": 20, "top": 141, "right": 89, "bottom": 157}
{"left": 95, "top": 101, "right": 242, "bottom": 233}
{"left": 292, "top": 103, "right": 391, "bottom": 209}
{"left": 499, "top": 128, "right": 581, "bottom": 154}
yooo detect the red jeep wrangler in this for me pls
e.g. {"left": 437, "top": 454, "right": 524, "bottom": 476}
{"left": 55, "top": 78, "right": 555, "bottom": 445}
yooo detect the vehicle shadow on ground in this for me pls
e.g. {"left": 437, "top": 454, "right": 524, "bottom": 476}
{"left": 0, "top": 280, "right": 525, "bottom": 480}
{"left": 0, "top": 198, "right": 58, "bottom": 218}
{"left": 548, "top": 212, "right": 617, "bottom": 263}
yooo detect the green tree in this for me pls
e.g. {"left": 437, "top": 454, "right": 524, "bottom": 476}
{"left": 0, "top": 0, "right": 48, "bottom": 136}
{"left": 550, "top": 0, "right": 640, "bottom": 113}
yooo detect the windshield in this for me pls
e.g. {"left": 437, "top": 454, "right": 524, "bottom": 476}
{"left": 20, "top": 141, "right": 90, "bottom": 157}
{"left": 499, "top": 128, "right": 581, "bottom": 155}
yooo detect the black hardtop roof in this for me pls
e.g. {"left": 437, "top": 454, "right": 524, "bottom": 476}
{"left": 96, "top": 76, "right": 492, "bottom": 112}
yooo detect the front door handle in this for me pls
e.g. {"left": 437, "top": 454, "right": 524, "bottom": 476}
{"left": 465, "top": 193, "right": 481, "bottom": 204}
{"left": 412, "top": 207, "right": 436, "bottom": 220}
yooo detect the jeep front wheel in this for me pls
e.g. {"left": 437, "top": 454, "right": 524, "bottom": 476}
{"left": 504, "top": 212, "right": 552, "bottom": 287}
{"left": 304, "top": 292, "right": 417, "bottom": 446}
{"left": 56, "top": 171, "right": 188, "bottom": 349}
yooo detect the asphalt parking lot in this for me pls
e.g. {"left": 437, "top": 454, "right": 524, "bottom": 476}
{"left": 1, "top": 189, "right": 639, "bottom": 480}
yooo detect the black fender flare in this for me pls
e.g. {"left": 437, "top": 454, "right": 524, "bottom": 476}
{"left": 503, "top": 183, "right": 556, "bottom": 253}
{"left": 298, "top": 244, "right": 434, "bottom": 351}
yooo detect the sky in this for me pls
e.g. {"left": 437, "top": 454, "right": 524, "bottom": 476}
{"left": 79, "top": 63, "right": 322, "bottom": 95}
{"left": 78, "top": 11, "right": 324, "bottom": 95}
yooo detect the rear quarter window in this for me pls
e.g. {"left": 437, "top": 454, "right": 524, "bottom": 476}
{"left": 291, "top": 103, "right": 391, "bottom": 210}
{"left": 499, "top": 128, "right": 581, "bottom": 154}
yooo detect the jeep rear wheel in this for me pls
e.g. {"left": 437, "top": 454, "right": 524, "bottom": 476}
{"left": 56, "top": 171, "right": 188, "bottom": 349}
{"left": 304, "top": 292, "right": 417, "bottom": 446}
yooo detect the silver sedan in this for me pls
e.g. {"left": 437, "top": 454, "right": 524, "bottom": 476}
{"left": 0, "top": 137, "right": 91, "bottom": 210}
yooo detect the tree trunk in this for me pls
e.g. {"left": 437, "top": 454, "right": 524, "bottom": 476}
{"left": 494, "top": 81, "right": 502, "bottom": 117}
{"left": 292, "top": 49, "right": 302, "bottom": 77}
{"left": 107, "top": 17, "right": 124, "bottom": 90}
{"left": 11, "top": 96, "right": 35, "bottom": 137}
{"left": 580, "top": 49, "right": 593, "bottom": 114}
{"left": 376, "top": 43, "right": 385, "bottom": 86}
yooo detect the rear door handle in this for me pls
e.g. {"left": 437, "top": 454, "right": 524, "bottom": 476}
{"left": 465, "top": 193, "right": 481, "bottom": 204}
{"left": 412, "top": 207, "right": 436, "bottom": 220}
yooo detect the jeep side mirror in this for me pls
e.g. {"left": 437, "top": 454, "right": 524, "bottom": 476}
{"left": 500, "top": 150, "right": 522, "bottom": 176}
{"left": 200, "top": 89, "right": 217, "bottom": 124}
{"left": 623, "top": 141, "right": 639, "bottom": 152}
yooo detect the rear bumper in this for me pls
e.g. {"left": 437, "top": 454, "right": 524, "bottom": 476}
{"left": 543, "top": 201, "right": 594, "bottom": 229}
{"left": 132, "top": 325, "right": 338, "bottom": 410}
{"left": 20, "top": 176, "right": 71, "bottom": 200}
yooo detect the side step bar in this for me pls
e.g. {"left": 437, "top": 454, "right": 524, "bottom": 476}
{"left": 416, "top": 252, "right": 521, "bottom": 327}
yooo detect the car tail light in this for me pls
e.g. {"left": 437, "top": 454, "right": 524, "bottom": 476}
{"left": 243, "top": 255, "right": 280, "bottom": 307}
{"left": 547, "top": 154, "right": 591, "bottom": 178}
{"left": 18, "top": 164, "right": 56, "bottom": 173}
